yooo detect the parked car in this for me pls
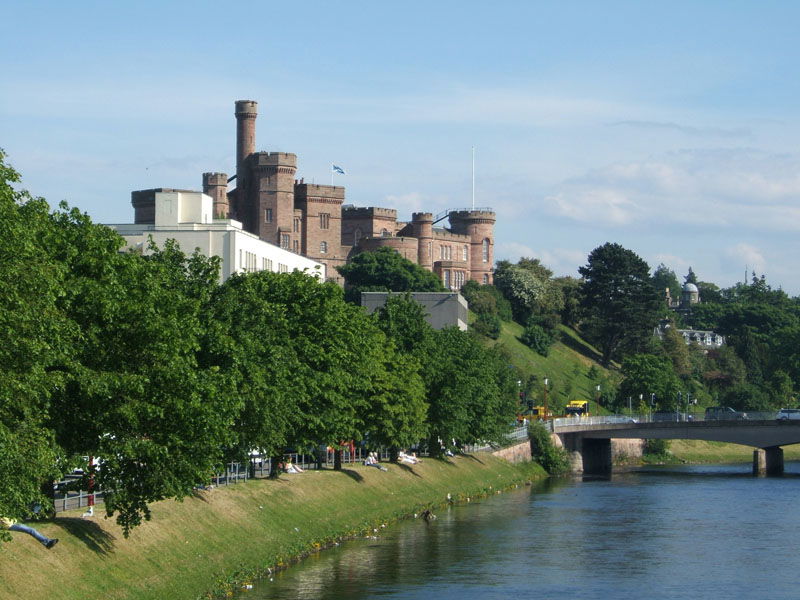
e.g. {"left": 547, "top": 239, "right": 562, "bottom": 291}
{"left": 776, "top": 408, "right": 800, "bottom": 420}
{"left": 705, "top": 406, "right": 748, "bottom": 420}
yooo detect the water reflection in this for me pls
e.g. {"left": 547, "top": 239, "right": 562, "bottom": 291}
{"left": 246, "top": 464, "right": 800, "bottom": 599}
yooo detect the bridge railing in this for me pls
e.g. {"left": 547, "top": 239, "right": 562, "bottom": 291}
{"left": 549, "top": 411, "right": 783, "bottom": 431}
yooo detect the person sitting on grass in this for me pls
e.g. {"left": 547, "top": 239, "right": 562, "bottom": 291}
{"left": 364, "top": 452, "right": 388, "bottom": 471}
{"left": 0, "top": 516, "right": 58, "bottom": 549}
{"left": 398, "top": 451, "right": 421, "bottom": 465}
{"left": 285, "top": 457, "right": 303, "bottom": 473}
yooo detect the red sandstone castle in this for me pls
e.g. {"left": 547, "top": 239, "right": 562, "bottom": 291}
{"left": 156, "top": 100, "right": 496, "bottom": 287}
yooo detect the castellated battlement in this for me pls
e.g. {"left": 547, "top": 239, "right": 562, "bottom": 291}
{"left": 411, "top": 212, "right": 434, "bottom": 222}
{"left": 449, "top": 209, "right": 496, "bottom": 223}
{"left": 252, "top": 151, "right": 298, "bottom": 167}
{"left": 202, "top": 172, "right": 228, "bottom": 186}
{"left": 342, "top": 206, "right": 398, "bottom": 219}
{"left": 295, "top": 182, "right": 345, "bottom": 203}
{"left": 234, "top": 100, "right": 258, "bottom": 117}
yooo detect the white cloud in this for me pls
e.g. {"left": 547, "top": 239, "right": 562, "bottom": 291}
{"left": 495, "top": 242, "right": 586, "bottom": 277}
{"left": 724, "top": 243, "right": 766, "bottom": 274}
{"left": 542, "top": 148, "right": 800, "bottom": 232}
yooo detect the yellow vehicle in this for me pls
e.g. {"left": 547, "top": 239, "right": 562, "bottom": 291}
{"left": 565, "top": 400, "right": 590, "bottom": 417}
{"left": 516, "top": 406, "right": 552, "bottom": 423}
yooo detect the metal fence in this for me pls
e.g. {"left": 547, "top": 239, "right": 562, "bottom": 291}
{"left": 52, "top": 447, "right": 391, "bottom": 514}
{"left": 548, "top": 411, "right": 786, "bottom": 431}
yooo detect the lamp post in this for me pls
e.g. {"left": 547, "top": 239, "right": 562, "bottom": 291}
{"left": 595, "top": 384, "right": 601, "bottom": 413}
{"left": 544, "top": 378, "right": 549, "bottom": 430}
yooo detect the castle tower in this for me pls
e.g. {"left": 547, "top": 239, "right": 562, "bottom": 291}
{"left": 235, "top": 100, "right": 257, "bottom": 194}
{"left": 245, "top": 152, "right": 298, "bottom": 246}
{"left": 411, "top": 212, "right": 434, "bottom": 269}
{"left": 448, "top": 210, "right": 496, "bottom": 284}
{"left": 202, "top": 172, "right": 229, "bottom": 219}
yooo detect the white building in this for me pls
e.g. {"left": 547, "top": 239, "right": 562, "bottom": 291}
{"left": 108, "top": 189, "right": 325, "bottom": 281}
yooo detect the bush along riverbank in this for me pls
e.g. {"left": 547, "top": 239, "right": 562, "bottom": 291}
{"left": 0, "top": 454, "right": 545, "bottom": 600}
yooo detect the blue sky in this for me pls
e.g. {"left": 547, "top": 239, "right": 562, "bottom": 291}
{"left": 3, "top": 1, "right": 800, "bottom": 293}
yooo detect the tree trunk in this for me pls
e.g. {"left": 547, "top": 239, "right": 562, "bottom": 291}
{"left": 334, "top": 449, "right": 342, "bottom": 471}
{"left": 268, "top": 455, "right": 283, "bottom": 479}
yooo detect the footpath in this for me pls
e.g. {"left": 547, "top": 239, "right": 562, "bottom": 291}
{"left": 0, "top": 453, "right": 544, "bottom": 600}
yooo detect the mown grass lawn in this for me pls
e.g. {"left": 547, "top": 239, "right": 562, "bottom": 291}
{"left": 0, "top": 454, "right": 544, "bottom": 600}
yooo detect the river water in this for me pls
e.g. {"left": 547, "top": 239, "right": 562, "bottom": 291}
{"left": 245, "top": 462, "right": 800, "bottom": 599}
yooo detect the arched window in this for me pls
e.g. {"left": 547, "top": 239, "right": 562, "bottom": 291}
{"left": 483, "top": 273, "right": 489, "bottom": 284}
{"left": 381, "top": 228, "right": 390, "bottom": 237}
{"left": 482, "top": 238, "right": 490, "bottom": 262}
{"left": 320, "top": 241, "right": 328, "bottom": 254}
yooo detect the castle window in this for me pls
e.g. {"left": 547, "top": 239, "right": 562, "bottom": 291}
{"left": 320, "top": 241, "right": 328, "bottom": 254}
{"left": 463, "top": 245, "right": 469, "bottom": 261}
{"left": 428, "top": 241, "right": 432, "bottom": 258}
{"left": 320, "top": 213, "right": 330, "bottom": 230}
{"left": 354, "top": 228, "right": 362, "bottom": 245}
{"left": 445, "top": 245, "right": 452, "bottom": 260}
{"left": 381, "top": 228, "right": 390, "bottom": 237}
{"left": 262, "top": 257, "right": 273, "bottom": 271}
{"left": 280, "top": 234, "right": 290, "bottom": 249}
{"left": 265, "top": 208, "right": 273, "bottom": 223}
{"left": 483, "top": 273, "right": 489, "bottom": 284}
{"left": 454, "top": 271, "right": 465, "bottom": 289}
{"left": 293, "top": 218, "right": 300, "bottom": 233}
{"left": 443, "top": 269, "right": 451, "bottom": 289}
{"left": 482, "top": 238, "right": 490, "bottom": 262}
{"left": 293, "top": 240, "right": 299, "bottom": 253}
{"left": 440, "top": 246, "right": 445, "bottom": 260}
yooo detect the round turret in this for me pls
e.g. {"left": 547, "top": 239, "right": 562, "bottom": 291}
{"left": 448, "top": 210, "right": 496, "bottom": 284}
{"left": 411, "top": 212, "right": 434, "bottom": 268}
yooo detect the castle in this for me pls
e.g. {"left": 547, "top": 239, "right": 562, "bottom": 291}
{"left": 132, "top": 100, "right": 495, "bottom": 287}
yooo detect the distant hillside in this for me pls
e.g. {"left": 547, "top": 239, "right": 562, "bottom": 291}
{"left": 478, "top": 318, "right": 618, "bottom": 415}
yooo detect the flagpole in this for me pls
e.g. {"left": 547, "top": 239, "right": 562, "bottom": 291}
{"left": 471, "top": 146, "right": 475, "bottom": 210}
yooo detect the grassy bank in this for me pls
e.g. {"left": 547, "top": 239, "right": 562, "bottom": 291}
{"left": 656, "top": 440, "right": 800, "bottom": 464}
{"left": 0, "top": 454, "right": 544, "bottom": 600}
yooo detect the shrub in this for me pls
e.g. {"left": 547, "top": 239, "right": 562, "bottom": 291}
{"left": 644, "top": 438, "right": 671, "bottom": 457}
{"left": 528, "top": 422, "right": 569, "bottom": 474}
{"left": 520, "top": 323, "right": 554, "bottom": 356}
{"left": 472, "top": 312, "right": 501, "bottom": 339}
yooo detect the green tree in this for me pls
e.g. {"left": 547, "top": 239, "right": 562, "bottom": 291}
{"left": 618, "top": 354, "right": 682, "bottom": 410}
{"left": 48, "top": 230, "right": 237, "bottom": 535}
{"left": 493, "top": 258, "right": 564, "bottom": 324}
{"left": 579, "top": 243, "right": 662, "bottom": 366}
{"left": 0, "top": 150, "right": 73, "bottom": 529}
{"left": 336, "top": 247, "right": 444, "bottom": 303}
{"left": 660, "top": 322, "right": 691, "bottom": 377}
{"left": 652, "top": 263, "right": 681, "bottom": 303}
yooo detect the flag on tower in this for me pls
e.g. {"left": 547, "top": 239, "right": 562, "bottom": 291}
{"left": 332, "top": 164, "right": 345, "bottom": 175}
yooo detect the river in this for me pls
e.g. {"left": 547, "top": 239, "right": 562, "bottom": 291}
{"left": 244, "top": 462, "right": 800, "bottom": 599}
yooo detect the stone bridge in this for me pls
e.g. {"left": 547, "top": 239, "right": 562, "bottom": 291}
{"left": 553, "top": 419, "right": 800, "bottom": 476}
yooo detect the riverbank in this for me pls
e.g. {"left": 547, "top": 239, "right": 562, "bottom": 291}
{"left": 0, "top": 454, "right": 544, "bottom": 600}
{"left": 655, "top": 439, "right": 800, "bottom": 464}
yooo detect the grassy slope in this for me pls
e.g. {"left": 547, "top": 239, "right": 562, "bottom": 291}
{"left": 487, "top": 320, "right": 614, "bottom": 413}
{"left": 0, "top": 455, "right": 543, "bottom": 600}
{"left": 667, "top": 439, "right": 800, "bottom": 463}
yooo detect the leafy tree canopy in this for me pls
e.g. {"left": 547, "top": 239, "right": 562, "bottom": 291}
{"left": 494, "top": 258, "right": 564, "bottom": 324}
{"left": 336, "top": 247, "right": 444, "bottom": 303}
{"left": 578, "top": 243, "right": 662, "bottom": 366}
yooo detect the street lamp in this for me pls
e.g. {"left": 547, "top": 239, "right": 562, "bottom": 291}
{"left": 543, "top": 378, "right": 549, "bottom": 430}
